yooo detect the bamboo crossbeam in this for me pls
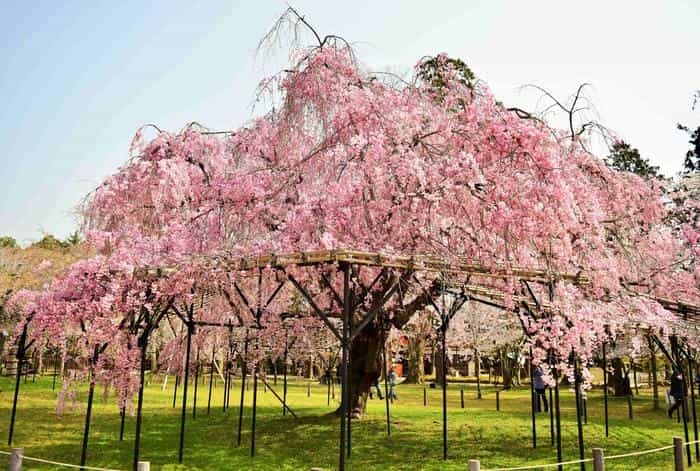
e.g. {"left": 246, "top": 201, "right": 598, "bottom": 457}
{"left": 136, "top": 249, "right": 589, "bottom": 285}
{"left": 626, "top": 289, "right": 700, "bottom": 317}
{"left": 134, "top": 249, "right": 700, "bottom": 318}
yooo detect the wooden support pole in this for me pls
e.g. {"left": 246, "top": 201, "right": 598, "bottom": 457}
{"left": 675, "top": 436, "right": 685, "bottom": 471}
{"left": 9, "top": 448, "right": 22, "bottom": 471}
{"left": 496, "top": 390, "right": 500, "bottom": 411}
{"left": 592, "top": 448, "right": 604, "bottom": 471}
{"left": 423, "top": 387, "right": 427, "bottom": 406}
{"left": 461, "top": 388, "right": 465, "bottom": 409}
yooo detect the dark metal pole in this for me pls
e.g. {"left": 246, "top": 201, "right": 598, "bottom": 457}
{"left": 441, "top": 325, "right": 448, "bottom": 460}
{"left": 172, "top": 375, "right": 179, "bottom": 409}
{"left": 223, "top": 346, "right": 230, "bottom": 412}
{"left": 237, "top": 333, "right": 249, "bottom": 446}
{"left": 178, "top": 319, "right": 193, "bottom": 464}
{"left": 193, "top": 349, "right": 200, "bottom": 419}
{"left": 283, "top": 332, "right": 288, "bottom": 416}
{"left": 554, "top": 373, "right": 563, "bottom": 471}
{"left": 602, "top": 340, "right": 609, "bottom": 437}
{"left": 573, "top": 352, "right": 585, "bottom": 471}
{"left": 529, "top": 349, "right": 536, "bottom": 449}
{"left": 339, "top": 263, "right": 350, "bottom": 471}
{"left": 690, "top": 354, "right": 700, "bottom": 461}
{"left": 327, "top": 369, "right": 332, "bottom": 406}
{"left": 133, "top": 333, "right": 149, "bottom": 471}
{"left": 8, "top": 339, "right": 25, "bottom": 446}
{"left": 649, "top": 337, "right": 659, "bottom": 409}
{"left": 207, "top": 346, "right": 215, "bottom": 415}
{"left": 251, "top": 361, "right": 258, "bottom": 457}
{"left": 119, "top": 407, "right": 126, "bottom": 441}
{"left": 80, "top": 350, "right": 98, "bottom": 469}
{"left": 52, "top": 354, "right": 58, "bottom": 391}
{"left": 671, "top": 336, "right": 692, "bottom": 467}
{"left": 549, "top": 387, "right": 554, "bottom": 446}
{"left": 383, "top": 336, "right": 391, "bottom": 436}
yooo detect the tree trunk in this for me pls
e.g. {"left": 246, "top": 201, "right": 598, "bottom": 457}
{"left": 37, "top": 349, "right": 44, "bottom": 375}
{"left": 336, "top": 322, "right": 385, "bottom": 418}
{"left": 405, "top": 336, "right": 425, "bottom": 384}
{"left": 650, "top": 347, "right": 659, "bottom": 409}
{"left": 475, "top": 349, "right": 482, "bottom": 398}
{"left": 434, "top": 345, "right": 446, "bottom": 385}
{"left": 609, "top": 357, "right": 632, "bottom": 396}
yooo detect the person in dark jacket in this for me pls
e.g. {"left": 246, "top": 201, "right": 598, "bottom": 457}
{"left": 533, "top": 366, "right": 548, "bottom": 412}
{"left": 668, "top": 369, "right": 686, "bottom": 418}
{"left": 369, "top": 374, "right": 383, "bottom": 400}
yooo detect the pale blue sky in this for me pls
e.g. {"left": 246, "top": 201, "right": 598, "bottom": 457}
{"left": 1, "top": 0, "right": 698, "bottom": 243}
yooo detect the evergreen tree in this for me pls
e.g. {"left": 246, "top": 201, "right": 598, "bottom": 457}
{"left": 604, "top": 140, "right": 660, "bottom": 178}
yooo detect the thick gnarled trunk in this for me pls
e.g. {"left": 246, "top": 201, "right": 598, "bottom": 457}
{"left": 344, "top": 322, "right": 385, "bottom": 417}
{"left": 405, "top": 336, "right": 425, "bottom": 384}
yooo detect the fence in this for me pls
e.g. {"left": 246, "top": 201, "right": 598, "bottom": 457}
{"left": 468, "top": 437, "right": 698, "bottom": 471}
{"left": 1, "top": 438, "right": 696, "bottom": 470}
{"left": 0, "top": 449, "right": 149, "bottom": 471}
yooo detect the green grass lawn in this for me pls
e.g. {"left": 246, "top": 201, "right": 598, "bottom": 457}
{"left": 0, "top": 374, "right": 696, "bottom": 470}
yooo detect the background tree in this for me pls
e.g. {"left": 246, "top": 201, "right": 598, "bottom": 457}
{"left": 0, "top": 236, "right": 17, "bottom": 248}
{"left": 678, "top": 124, "right": 700, "bottom": 173}
{"left": 604, "top": 140, "right": 660, "bottom": 178}
{"left": 677, "top": 90, "right": 699, "bottom": 173}
{"left": 64, "top": 230, "right": 82, "bottom": 247}
{"left": 31, "top": 234, "right": 69, "bottom": 250}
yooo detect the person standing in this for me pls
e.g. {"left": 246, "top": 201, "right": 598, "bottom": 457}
{"left": 388, "top": 367, "right": 398, "bottom": 401}
{"left": 668, "top": 369, "right": 686, "bottom": 418}
{"left": 533, "top": 366, "right": 548, "bottom": 412}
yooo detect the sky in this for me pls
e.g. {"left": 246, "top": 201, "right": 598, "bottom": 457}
{"left": 1, "top": 0, "right": 698, "bottom": 244}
